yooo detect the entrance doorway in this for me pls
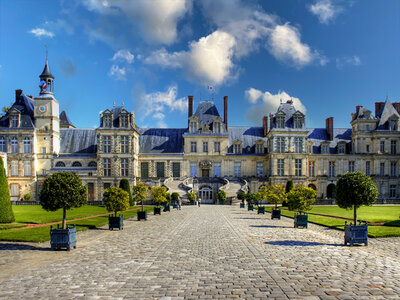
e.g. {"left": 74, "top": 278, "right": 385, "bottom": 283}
{"left": 88, "top": 182, "right": 95, "bottom": 201}
{"left": 202, "top": 169, "right": 209, "bottom": 178}
{"left": 327, "top": 183, "right": 335, "bottom": 199}
{"left": 199, "top": 186, "right": 213, "bottom": 204}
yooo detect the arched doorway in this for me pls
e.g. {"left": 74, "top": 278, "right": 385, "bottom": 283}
{"left": 199, "top": 186, "right": 213, "bottom": 204}
{"left": 327, "top": 183, "right": 335, "bottom": 199}
{"left": 308, "top": 184, "right": 317, "bottom": 191}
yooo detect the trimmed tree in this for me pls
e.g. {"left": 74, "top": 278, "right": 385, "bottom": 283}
{"left": 188, "top": 191, "right": 197, "bottom": 202}
{"left": 259, "top": 184, "right": 286, "bottom": 209}
{"left": 171, "top": 192, "right": 180, "bottom": 202}
{"left": 39, "top": 171, "right": 87, "bottom": 229}
{"left": 165, "top": 192, "right": 172, "bottom": 204}
{"left": 119, "top": 179, "right": 133, "bottom": 206}
{"left": 287, "top": 186, "right": 316, "bottom": 214}
{"left": 151, "top": 186, "right": 168, "bottom": 207}
{"left": 335, "top": 171, "right": 378, "bottom": 224}
{"left": 23, "top": 194, "right": 32, "bottom": 201}
{"left": 217, "top": 190, "right": 227, "bottom": 204}
{"left": 0, "top": 157, "right": 15, "bottom": 223}
{"left": 103, "top": 186, "right": 130, "bottom": 216}
{"left": 285, "top": 180, "right": 294, "bottom": 193}
{"left": 132, "top": 182, "right": 149, "bottom": 212}
{"left": 237, "top": 191, "right": 246, "bottom": 202}
{"left": 245, "top": 192, "right": 258, "bottom": 205}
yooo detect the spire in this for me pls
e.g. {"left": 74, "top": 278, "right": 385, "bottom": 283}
{"left": 39, "top": 47, "right": 55, "bottom": 95}
{"left": 40, "top": 58, "right": 54, "bottom": 80}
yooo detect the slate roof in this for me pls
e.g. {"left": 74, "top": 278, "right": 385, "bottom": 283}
{"left": 60, "top": 111, "right": 75, "bottom": 128}
{"left": 377, "top": 100, "right": 400, "bottom": 129}
{"left": 0, "top": 94, "right": 35, "bottom": 129}
{"left": 307, "top": 128, "right": 352, "bottom": 154}
{"left": 352, "top": 107, "right": 376, "bottom": 121}
{"left": 272, "top": 101, "right": 304, "bottom": 129}
{"left": 194, "top": 101, "right": 220, "bottom": 127}
{"left": 138, "top": 128, "right": 186, "bottom": 154}
{"left": 40, "top": 59, "right": 54, "bottom": 79}
{"left": 228, "top": 127, "right": 266, "bottom": 154}
{"left": 99, "top": 106, "right": 136, "bottom": 129}
{"left": 60, "top": 128, "right": 97, "bottom": 154}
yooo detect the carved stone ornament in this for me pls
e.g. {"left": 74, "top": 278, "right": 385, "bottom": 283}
{"left": 199, "top": 160, "right": 212, "bottom": 169}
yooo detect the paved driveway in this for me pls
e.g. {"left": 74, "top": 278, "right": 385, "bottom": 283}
{"left": 0, "top": 206, "right": 399, "bottom": 299}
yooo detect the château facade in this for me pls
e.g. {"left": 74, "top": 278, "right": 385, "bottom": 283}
{"left": 1, "top": 59, "right": 399, "bottom": 204}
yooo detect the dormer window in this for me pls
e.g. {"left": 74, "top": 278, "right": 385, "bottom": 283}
{"left": 214, "top": 122, "right": 221, "bottom": 134}
{"left": 190, "top": 121, "right": 197, "bottom": 133}
{"left": 103, "top": 115, "right": 112, "bottom": 128}
{"left": 233, "top": 141, "right": 242, "bottom": 154}
{"left": 321, "top": 143, "right": 329, "bottom": 154}
{"left": 338, "top": 143, "right": 345, "bottom": 154}
{"left": 256, "top": 143, "right": 263, "bottom": 154}
{"left": 276, "top": 116, "right": 285, "bottom": 129}
{"left": 10, "top": 115, "right": 19, "bottom": 128}
{"left": 120, "top": 114, "right": 129, "bottom": 128}
{"left": 390, "top": 119, "right": 397, "bottom": 131}
{"left": 294, "top": 116, "right": 303, "bottom": 129}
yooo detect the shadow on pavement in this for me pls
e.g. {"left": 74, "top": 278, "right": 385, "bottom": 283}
{"left": 250, "top": 225, "right": 292, "bottom": 229}
{"left": 0, "top": 243, "right": 52, "bottom": 251}
{"left": 236, "top": 217, "right": 263, "bottom": 220}
{"left": 265, "top": 240, "right": 344, "bottom": 247}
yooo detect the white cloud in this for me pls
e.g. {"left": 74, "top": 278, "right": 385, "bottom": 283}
{"left": 308, "top": 0, "right": 343, "bottom": 24}
{"left": 336, "top": 55, "right": 361, "bottom": 69}
{"left": 112, "top": 49, "right": 134, "bottom": 64}
{"left": 108, "top": 64, "right": 126, "bottom": 80}
{"left": 245, "top": 88, "right": 306, "bottom": 125}
{"left": 29, "top": 28, "right": 55, "bottom": 38}
{"left": 82, "top": 0, "right": 192, "bottom": 45}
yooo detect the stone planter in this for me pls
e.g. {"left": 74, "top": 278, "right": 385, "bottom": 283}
{"left": 271, "top": 209, "right": 281, "bottom": 220}
{"left": 219, "top": 200, "right": 225, "bottom": 205}
{"left": 109, "top": 215, "right": 124, "bottom": 230}
{"left": 154, "top": 207, "right": 162, "bottom": 215}
{"left": 137, "top": 210, "right": 147, "bottom": 221}
{"left": 163, "top": 204, "right": 170, "bottom": 212}
{"left": 294, "top": 213, "right": 308, "bottom": 228}
{"left": 190, "top": 200, "right": 195, "bottom": 205}
{"left": 240, "top": 203, "right": 245, "bottom": 208}
{"left": 248, "top": 204, "right": 254, "bottom": 211}
{"left": 257, "top": 206, "right": 265, "bottom": 214}
{"left": 50, "top": 225, "right": 77, "bottom": 251}
{"left": 344, "top": 222, "right": 368, "bottom": 246}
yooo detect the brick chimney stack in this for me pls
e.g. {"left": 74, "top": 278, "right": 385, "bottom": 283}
{"left": 224, "top": 96, "right": 228, "bottom": 130}
{"left": 262, "top": 116, "right": 268, "bottom": 137}
{"left": 392, "top": 103, "right": 400, "bottom": 115}
{"left": 375, "top": 102, "right": 385, "bottom": 117}
{"left": 188, "top": 95, "right": 193, "bottom": 119}
{"left": 15, "top": 89, "right": 23, "bottom": 101}
{"left": 325, "top": 117, "right": 334, "bottom": 141}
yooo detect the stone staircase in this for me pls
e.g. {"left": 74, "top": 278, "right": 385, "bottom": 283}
{"left": 220, "top": 178, "right": 248, "bottom": 205}
{"left": 163, "top": 177, "right": 190, "bottom": 198}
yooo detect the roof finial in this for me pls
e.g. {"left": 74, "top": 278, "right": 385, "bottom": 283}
{"left": 386, "top": 90, "right": 389, "bottom": 101}
{"left": 280, "top": 98, "right": 282, "bottom": 103}
{"left": 122, "top": 101, "right": 125, "bottom": 106}
{"left": 113, "top": 101, "right": 116, "bottom": 107}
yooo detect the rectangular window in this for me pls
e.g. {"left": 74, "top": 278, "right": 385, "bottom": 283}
{"left": 366, "top": 144, "right": 370, "bottom": 153}
{"left": 190, "top": 122, "right": 197, "bottom": 133}
{"left": 256, "top": 143, "right": 263, "bottom": 154}
{"left": 141, "top": 162, "right": 149, "bottom": 178}
{"left": 121, "top": 158, "right": 129, "bottom": 177}
{"left": 276, "top": 137, "right": 285, "bottom": 153}
{"left": 10, "top": 161, "right": 18, "bottom": 176}
{"left": 366, "top": 161, "right": 371, "bottom": 176}
{"left": 348, "top": 161, "right": 355, "bottom": 172}
{"left": 24, "top": 138, "right": 31, "bottom": 153}
{"left": 294, "top": 138, "right": 303, "bottom": 153}
{"left": 390, "top": 120, "right": 396, "bottom": 131}
{"left": 338, "top": 144, "right": 345, "bottom": 154}
{"left": 391, "top": 140, "right": 397, "bottom": 155}
{"left": 214, "top": 122, "right": 221, "bottom": 134}
{"left": 277, "top": 117, "right": 284, "bottom": 128}
{"left": 103, "top": 158, "right": 111, "bottom": 177}
{"left": 120, "top": 136, "right": 129, "bottom": 153}
{"left": 294, "top": 116, "right": 302, "bottom": 129}
{"left": 234, "top": 162, "right": 241, "bottom": 177}
{"left": 0, "top": 138, "right": 5, "bottom": 152}
{"left": 103, "top": 136, "right": 111, "bottom": 153}
{"left": 10, "top": 184, "right": 19, "bottom": 200}
{"left": 23, "top": 161, "right": 31, "bottom": 177}
{"left": 322, "top": 144, "right": 329, "bottom": 154}
{"left": 214, "top": 142, "right": 220, "bottom": 152}
{"left": 380, "top": 141, "right": 385, "bottom": 153}
{"left": 11, "top": 138, "right": 18, "bottom": 153}
{"left": 190, "top": 142, "right": 197, "bottom": 153}
{"left": 156, "top": 162, "right": 165, "bottom": 177}
{"left": 103, "top": 116, "right": 111, "bottom": 128}
{"left": 11, "top": 116, "right": 18, "bottom": 128}
{"left": 390, "top": 185, "right": 396, "bottom": 198}
{"left": 256, "top": 162, "right": 263, "bottom": 177}
{"left": 277, "top": 159, "right": 284, "bottom": 176}
{"left": 391, "top": 162, "right": 397, "bottom": 177}
{"left": 172, "top": 162, "right": 180, "bottom": 178}
{"left": 190, "top": 163, "right": 197, "bottom": 177}
{"left": 203, "top": 142, "right": 208, "bottom": 153}
{"left": 329, "top": 161, "right": 335, "bottom": 177}
{"left": 309, "top": 161, "right": 315, "bottom": 177}
{"left": 42, "top": 147, "right": 46, "bottom": 154}
{"left": 307, "top": 143, "right": 312, "bottom": 154}
{"left": 103, "top": 183, "right": 111, "bottom": 190}
{"left": 214, "top": 163, "right": 221, "bottom": 177}
{"left": 380, "top": 162, "right": 385, "bottom": 176}
{"left": 120, "top": 115, "right": 129, "bottom": 128}
{"left": 234, "top": 144, "right": 241, "bottom": 154}
{"left": 366, "top": 124, "right": 370, "bottom": 131}
{"left": 295, "top": 159, "right": 302, "bottom": 176}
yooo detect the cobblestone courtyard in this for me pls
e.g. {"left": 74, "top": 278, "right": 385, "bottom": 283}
{"left": 1, "top": 205, "right": 400, "bottom": 299}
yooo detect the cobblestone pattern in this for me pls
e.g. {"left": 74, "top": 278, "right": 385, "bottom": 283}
{"left": 0, "top": 206, "right": 400, "bottom": 299}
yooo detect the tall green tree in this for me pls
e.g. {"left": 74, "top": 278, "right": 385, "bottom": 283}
{"left": 151, "top": 186, "right": 167, "bottom": 207}
{"left": 285, "top": 180, "right": 294, "bottom": 193}
{"left": 119, "top": 178, "right": 133, "bottom": 206}
{"left": 40, "top": 172, "right": 87, "bottom": 229}
{"left": 0, "top": 157, "right": 15, "bottom": 223}
{"left": 132, "top": 182, "right": 149, "bottom": 212}
{"left": 335, "top": 171, "right": 378, "bottom": 224}
{"left": 103, "top": 186, "right": 130, "bottom": 216}
{"left": 287, "top": 186, "right": 316, "bottom": 214}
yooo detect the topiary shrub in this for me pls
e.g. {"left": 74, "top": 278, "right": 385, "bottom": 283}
{"left": 259, "top": 184, "right": 286, "bottom": 209}
{"left": 171, "top": 192, "right": 180, "bottom": 201}
{"left": 218, "top": 190, "right": 227, "bottom": 204}
{"left": 103, "top": 186, "right": 130, "bottom": 216}
{"left": 335, "top": 171, "right": 378, "bottom": 224}
{"left": 132, "top": 182, "right": 149, "bottom": 212}
{"left": 165, "top": 192, "right": 172, "bottom": 204}
{"left": 188, "top": 191, "right": 197, "bottom": 202}
{"left": 0, "top": 157, "right": 14, "bottom": 223}
{"left": 23, "top": 194, "right": 32, "bottom": 201}
{"left": 151, "top": 186, "right": 168, "bottom": 207}
{"left": 40, "top": 171, "right": 87, "bottom": 229}
{"left": 287, "top": 186, "right": 316, "bottom": 214}
{"left": 237, "top": 191, "right": 246, "bottom": 202}
{"left": 119, "top": 178, "right": 133, "bottom": 206}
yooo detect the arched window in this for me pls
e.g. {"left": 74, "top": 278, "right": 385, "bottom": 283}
{"left": 55, "top": 161, "right": 65, "bottom": 167}
{"left": 72, "top": 161, "right": 82, "bottom": 167}
{"left": 88, "top": 161, "right": 97, "bottom": 167}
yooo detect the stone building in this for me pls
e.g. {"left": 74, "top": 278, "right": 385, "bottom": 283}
{"left": 1, "top": 59, "right": 399, "bottom": 203}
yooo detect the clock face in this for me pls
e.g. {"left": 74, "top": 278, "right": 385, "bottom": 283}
{"left": 39, "top": 105, "right": 47, "bottom": 113}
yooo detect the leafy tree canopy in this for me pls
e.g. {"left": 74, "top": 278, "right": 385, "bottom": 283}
{"left": 259, "top": 184, "right": 286, "bottom": 208}
{"left": 132, "top": 182, "right": 149, "bottom": 211}
{"left": 245, "top": 192, "right": 260, "bottom": 204}
{"left": 151, "top": 186, "right": 167, "bottom": 205}
{"left": 287, "top": 186, "right": 316, "bottom": 213}
{"left": 104, "top": 186, "right": 130, "bottom": 215}
{"left": 188, "top": 191, "right": 197, "bottom": 201}
{"left": 218, "top": 190, "right": 226, "bottom": 201}
{"left": 285, "top": 180, "right": 294, "bottom": 193}
{"left": 237, "top": 191, "right": 246, "bottom": 200}
{"left": 171, "top": 192, "right": 180, "bottom": 201}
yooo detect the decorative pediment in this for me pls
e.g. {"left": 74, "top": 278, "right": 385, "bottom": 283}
{"left": 119, "top": 109, "right": 129, "bottom": 115}
{"left": 199, "top": 160, "right": 212, "bottom": 169}
{"left": 9, "top": 108, "right": 21, "bottom": 114}
{"left": 102, "top": 109, "right": 112, "bottom": 114}
{"left": 293, "top": 111, "right": 304, "bottom": 117}
{"left": 189, "top": 115, "right": 199, "bottom": 122}
{"left": 276, "top": 111, "right": 286, "bottom": 116}
{"left": 233, "top": 139, "right": 242, "bottom": 144}
{"left": 212, "top": 116, "right": 222, "bottom": 122}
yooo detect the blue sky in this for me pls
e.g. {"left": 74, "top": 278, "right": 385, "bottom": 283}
{"left": 0, "top": 0, "right": 399, "bottom": 129}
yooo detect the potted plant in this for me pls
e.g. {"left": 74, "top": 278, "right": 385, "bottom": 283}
{"left": 132, "top": 182, "right": 149, "bottom": 221}
{"left": 336, "top": 171, "right": 378, "bottom": 246}
{"left": 171, "top": 192, "right": 180, "bottom": 209}
{"left": 23, "top": 193, "right": 32, "bottom": 201}
{"left": 245, "top": 192, "right": 255, "bottom": 211}
{"left": 188, "top": 191, "right": 197, "bottom": 205}
{"left": 218, "top": 190, "right": 226, "bottom": 205}
{"left": 151, "top": 186, "right": 167, "bottom": 215}
{"left": 256, "top": 185, "right": 268, "bottom": 214}
{"left": 0, "top": 157, "right": 15, "bottom": 223}
{"left": 164, "top": 193, "right": 171, "bottom": 212}
{"left": 238, "top": 191, "right": 246, "bottom": 208}
{"left": 119, "top": 178, "right": 134, "bottom": 206}
{"left": 287, "top": 186, "right": 316, "bottom": 228}
{"left": 39, "top": 171, "right": 87, "bottom": 250}
{"left": 103, "top": 186, "right": 129, "bottom": 230}
{"left": 263, "top": 184, "right": 286, "bottom": 219}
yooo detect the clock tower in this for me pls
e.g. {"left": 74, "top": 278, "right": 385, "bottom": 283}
{"left": 34, "top": 58, "right": 60, "bottom": 173}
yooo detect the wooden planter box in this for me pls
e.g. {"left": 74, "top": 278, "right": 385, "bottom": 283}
{"left": 344, "top": 222, "right": 368, "bottom": 246}
{"left": 137, "top": 210, "right": 147, "bottom": 221}
{"left": 240, "top": 203, "right": 245, "bottom": 208}
{"left": 294, "top": 213, "right": 308, "bottom": 228}
{"left": 219, "top": 200, "right": 225, "bottom": 205}
{"left": 163, "top": 204, "right": 170, "bottom": 212}
{"left": 190, "top": 200, "right": 195, "bottom": 205}
{"left": 271, "top": 209, "right": 281, "bottom": 220}
{"left": 109, "top": 215, "right": 123, "bottom": 230}
{"left": 247, "top": 204, "right": 254, "bottom": 211}
{"left": 257, "top": 206, "right": 265, "bottom": 214}
{"left": 154, "top": 207, "right": 162, "bottom": 215}
{"left": 50, "top": 225, "right": 77, "bottom": 251}
{"left": 173, "top": 204, "right": 178, "bottom": 209}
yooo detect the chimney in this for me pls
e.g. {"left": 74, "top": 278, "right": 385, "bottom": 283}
{"left": 325, "top": 117, "right": 334, "bottom": 141}
{"left": 262, "top": 116, "right": 268, "bottom": 137}
{"left": 224, "top": 96, "right": 228, "bottom": 130}
{"left": 393, "top": 103, "right": 400, "bottom": 115}
{"left": 188, "top": 95, "right": 193, "bottom": 119}
{"left": 375, "top": 102, "right": 384, "bottom": 117}
{"left": 356, "top": 105, "right": 362, "bottom": 115}
{"left": 15, "top": 89, "right": 23, "bottom": 101}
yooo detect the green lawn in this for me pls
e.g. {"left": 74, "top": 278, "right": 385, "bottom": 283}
{"left": 0, "top": 205, "right": 155, "bottom": 242}
{"left": 263, "top": 206, "right": 400, "bottom": 238}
